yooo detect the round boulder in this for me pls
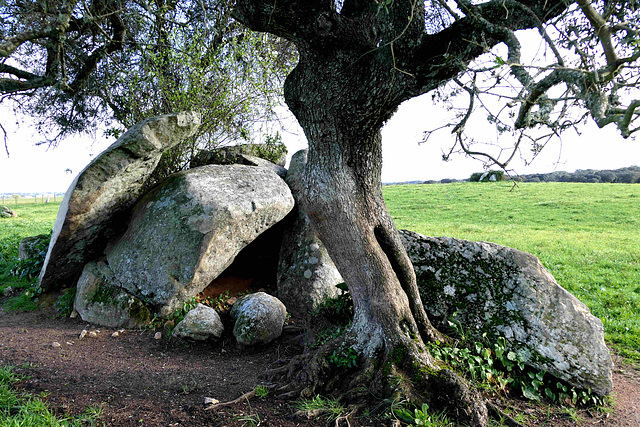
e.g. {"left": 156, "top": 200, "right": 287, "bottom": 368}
{"left": 230, "top": 292, "right": 286, "bottom": 346}
{"left": 173, "top": 304, "right": 224, "bottom": 341}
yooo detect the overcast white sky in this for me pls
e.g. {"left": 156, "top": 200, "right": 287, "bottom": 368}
{"left": 0, "top": 91, "right": 639, "bottom": 194}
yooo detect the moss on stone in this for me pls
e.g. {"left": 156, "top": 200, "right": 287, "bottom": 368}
{"left": 88, "top": 282, "right": 119, "bottom": 305}
{"left": 128, "top": 298, "right": 151, "bottom": 324}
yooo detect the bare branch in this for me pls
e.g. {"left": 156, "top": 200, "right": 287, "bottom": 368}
{"left": 576, "top": 0, "right": 618, "bottom": 66}
{"left": 1, "top": 121, "right": 8, "bottom": 156}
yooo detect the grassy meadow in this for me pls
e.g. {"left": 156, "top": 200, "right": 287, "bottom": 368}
{"left": 1, "top": 183, "right": 639, "bottom": 362}
{"left": 384, "top": 182, "right": 640, "bottom": 361}
{"left": 0, "top": 202, "right": 60, "bottom": 262}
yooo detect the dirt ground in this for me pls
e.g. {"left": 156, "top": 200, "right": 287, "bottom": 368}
{"left": 0, "top": 307, "right": 638, "bottom": 427}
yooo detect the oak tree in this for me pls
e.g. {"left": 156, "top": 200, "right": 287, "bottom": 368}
{"left": 233, "top": 1, "right": 639, "bottom": 424}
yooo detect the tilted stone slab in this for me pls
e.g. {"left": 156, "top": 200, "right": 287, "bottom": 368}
{"left": 39, "top": 112, "right": 201, "bottom": 290}
{"left": 106, "top": 164, "right": 294, "bottom": 317}
{"left": 277, "top": 149, "right": 342, "bottom": 318}
{"left": 400, "top": 229, "right": 613, "bottom": 396}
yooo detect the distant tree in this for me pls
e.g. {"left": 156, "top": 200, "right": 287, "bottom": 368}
{"left": 597, "top": 170, "right": 616, "bottom": 183}
{"left": 11, "top": 194, "right": 19, "bottom": 205}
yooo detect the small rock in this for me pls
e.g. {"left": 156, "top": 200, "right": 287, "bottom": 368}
{"left": 69, "top": 310, "right": 78, "bottom": 318}
{"left": 231, "top": 292, "right": 287, "bottom": 346}
{"left": 52, "top": 342, "right": 61, "bottom": 348}
{"left": 0, "top": 206, "right": 17, "bottom": 218}
{"left": 111, "top": 332, "right": 119, "bottom": 338}
{"left": 66, "top": 342, "right": 73, "bottom": 345}
{"left": 79, "top": 330, "right": 87, "bottom": 340}
{"left": 227, "top": 297, "right": 238, "bottom": 306}
{"left": 154, "top": 332, "right": 162, "bottom": 340}
{"left": 204, "top": 397, "right": 219, "bottom": 405}
{"left": 89, "top": 331, "right": 98, "bottom": 338}
{"left": 2, "top": 287, "right": 13, "bottom": 296}
{"left": 172, "top": 304, "right": 224, "bottom": 341}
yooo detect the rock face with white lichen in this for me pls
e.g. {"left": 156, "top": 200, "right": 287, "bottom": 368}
{"left": 400, "top": 229, "right": 613, "bottom": 397}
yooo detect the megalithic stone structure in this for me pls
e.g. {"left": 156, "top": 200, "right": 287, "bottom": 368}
{"left": 39, "top": 112, "right": 201, "bottom": 290}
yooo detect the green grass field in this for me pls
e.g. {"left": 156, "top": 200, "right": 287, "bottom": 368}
{"left": 0, "top": 202, "right": 60, "bottom": 263}
{"left": 1, "top": 183, "right": 639, "bottom": 362}
{"left": 384, "top": 182, "right": 640, "bottom": 361}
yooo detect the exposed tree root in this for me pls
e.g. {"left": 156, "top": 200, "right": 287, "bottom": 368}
{"left": 264, "top": 335, "right": 489, "bottom": 427}
{"left": 204, "top": 389, "right": 256, "bottom": 411}
{"left": 486, "top": 402, "right": 526, "bottom": 427}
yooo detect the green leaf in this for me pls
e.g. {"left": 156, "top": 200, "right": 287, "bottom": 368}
{"left": 522, "top": 386, "right": 541, "bottom": 401}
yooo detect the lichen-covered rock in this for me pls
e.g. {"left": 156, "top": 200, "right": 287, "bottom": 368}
{"left": 190, "top": 144, "right": 287, "bottom": 168}
{"left": 74, "top": 261, "right": 151, "bottom": 328}
{"left": 172, "top": 304, "right": 224, "bottom": 341}
{"left": 106, "top": 165, "right": 294, "bottom": 317}
{"left": 39, "top": 112, "right": 201, "bottom": 290}
{"left": 18, "top": 234, "right": 49, "bottom": 260}
{"left": 277, "top": 150, "right": 342, "bottom": 318}
{"left": 400, "top": 230, "right": 613, "bottom": 397}
{"left": 230, "top": 292, "right": 286, "bottom": 345}
{"left": 0, "top": 206, "right": 17, "bottom": 218}
{"left": 191, "top": 146, "right": 288, "bottom": 179}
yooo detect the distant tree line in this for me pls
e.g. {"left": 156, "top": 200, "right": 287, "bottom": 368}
{"left": 513, "top": 166, "right": 640, "bottom": 184}
{"left": 403, "top": 166, "right": 640, "bottom": 185}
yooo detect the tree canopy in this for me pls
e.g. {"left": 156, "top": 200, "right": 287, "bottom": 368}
{"left": 0, "top": 0, "right": 295, "bottom": 179}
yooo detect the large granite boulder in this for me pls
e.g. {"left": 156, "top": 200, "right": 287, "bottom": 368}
{"left": 172, "top": 304, "right": 224, "bottom": 341}
{"left": 400, "top": 230, "right": 613, "bottom": 396}
{"left": 106, "top": 165, "right": 294, "bottom": 317}
{"left": 230, "top": 292, "right": 287, "bottom": 345}
{"left": 277, "top": 150, "right": 342, "bottom": 318}
{"left": 39, "top": 112, "right": 202, "bottom": 290}
{"left": 74, "top": 260, "right": 151, "bottom": 328}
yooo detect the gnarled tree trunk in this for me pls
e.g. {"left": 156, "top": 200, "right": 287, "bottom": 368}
{"left": 233, "top": 1, "right": 571, "bottom": 425}
{"left": 266, "top": 40, "right": 487, "bottom": 425}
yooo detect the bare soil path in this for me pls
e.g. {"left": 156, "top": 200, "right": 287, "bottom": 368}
{"left": 0, "top": 308, "right": 638, "bottom": 426}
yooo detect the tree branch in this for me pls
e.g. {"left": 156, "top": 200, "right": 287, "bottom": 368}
{"left": 576, "top": 0, "right": 618, "bottom": 66}
{"left": 233, "top": 0, "right": 334, "bottom": 41}
{"left": 0, "top": 0, "right": 77, "bottom": 57}
{"left": 412, "top": 0, "right": 570, "bottom": 94}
